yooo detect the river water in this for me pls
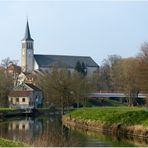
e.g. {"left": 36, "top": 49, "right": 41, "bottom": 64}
{"left": 0, "top": 115, "right": 148, "bottom": 147}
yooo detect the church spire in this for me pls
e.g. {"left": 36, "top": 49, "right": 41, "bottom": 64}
{"left": 21, "top": 19, "right": 34, "bottom": 73}
{"left": 22, "top": 20, "right": 34, "bottom": 41}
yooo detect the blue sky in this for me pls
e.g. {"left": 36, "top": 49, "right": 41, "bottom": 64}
{"left": 1, "top": 0, "right": 148, "bottom": 65}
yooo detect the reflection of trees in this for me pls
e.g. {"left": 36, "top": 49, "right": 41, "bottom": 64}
{"left": 0, "top": 122, "right": 9, "bottom": 139}
{"left": 66, "top": 125, "right": 148, "bottom": 147}
{"left": 30, "top": 116, "right": 87, "bottom": 147}
{"left": 0, "top": 116, "right": 105, "bottom": 147}
{"left": 0, "top": 116, "right": 88, "bottom": 147}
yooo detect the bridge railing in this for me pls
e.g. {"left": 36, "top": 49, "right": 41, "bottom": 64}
{"left": 88, "top": 92, "right": 148, "bottom": 98}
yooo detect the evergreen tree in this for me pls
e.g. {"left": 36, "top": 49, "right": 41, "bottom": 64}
{"left": 81, "top": 62, "right": 87, "bottom": 76}
{"left": 75, "top": 61, "right": 82, "bottom": 73}
{"left": 75, "top": 61, "right": 87, "bottom": 76}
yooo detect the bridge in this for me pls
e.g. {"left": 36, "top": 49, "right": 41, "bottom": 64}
{"left": 88, "top": 92, "right": 147, "bottom": 99}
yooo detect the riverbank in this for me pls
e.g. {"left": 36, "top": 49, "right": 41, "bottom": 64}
{"left": 63, "top": 107, "right": 148, "bottom": 138}
{"left": 0, "top": 107, "right": 64, "bottom": 118}
{"left": 0, "top": 108, "right": 53, "bottom": 118}
{"left": 0, "top": 138, "right": 26, "bottom": 147}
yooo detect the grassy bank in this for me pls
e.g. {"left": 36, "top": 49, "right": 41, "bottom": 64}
{"left": 0, "top": 108, "right": 17, "bottom": 111}
{"left": 63, "top": 107, "right": 148, "bottom": 137}
{"left": 0, "top": 138, "right": 26, "bottom": 147}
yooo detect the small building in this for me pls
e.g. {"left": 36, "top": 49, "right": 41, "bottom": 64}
{"left": 7, "top": 63, "right": 21, "bottom": 75}
{"left": 8, "top": 83, "right": 43, "bottom": 109}
{"left": 17, "top": 72, "right": 35, "bottom": 85}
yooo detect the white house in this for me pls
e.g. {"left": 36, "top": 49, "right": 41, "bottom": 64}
{"left": 8, "top": 83, "right": 43, "bottom": 109}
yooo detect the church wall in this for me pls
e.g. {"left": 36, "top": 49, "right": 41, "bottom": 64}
{"left": 21, "top": 46, "right": 27, "bottom": 72}
{"left": 87, "top": 67, "right": 99, "bottom": 75}
{"left": 37, "top": 66, "right": 98, "bottom": 76}
{"left": 34, "top": 60, "right": 39, "bottom": 70}
{"left": 26, "top": 48, "right": 34, "bottom": 72}
{"left": 21, "top": 40, "right": 34, "bottom": 73}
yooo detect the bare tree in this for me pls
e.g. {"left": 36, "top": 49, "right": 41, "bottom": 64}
{"left": 0, "top": 69, "right": 13, "bottom": 107}
{"left": 1, "top": 57, "right": 12, "bottom": 69}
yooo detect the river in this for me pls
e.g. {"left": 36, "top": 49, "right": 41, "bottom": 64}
{"left": 0, "top": 115, "right": 147, "bottom": 147}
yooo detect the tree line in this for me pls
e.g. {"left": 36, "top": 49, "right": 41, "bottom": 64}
{"left": 1, "top": 42, "right": 148, "bottom": 108}
{"left": 35, "top": 68, "right": 94, "bottom": 114}
{"left": 36, "top": 42, "right": 148, "bottom": 109}
{"left": 98, "top": 42, "right": 148, "bottom": 106}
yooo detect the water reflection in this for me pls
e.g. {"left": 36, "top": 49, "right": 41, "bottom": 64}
{"left": 65, "top": 123, "right": 148, "bottom": 147}
{"left": 0, "top": 117, "right": 43, "bottom": 143}
{"left": 0, "top": 116, "right": 148, "bottom": 147}
{"left": 0, "top": 116, "right": 87, "bottom": 147}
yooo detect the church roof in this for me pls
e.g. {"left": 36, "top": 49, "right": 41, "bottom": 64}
{"left": 34, "top": 54, "right": 99, "bottom": 68}
{"left": 22, "top": 20, "right": 34, "bottom": 41}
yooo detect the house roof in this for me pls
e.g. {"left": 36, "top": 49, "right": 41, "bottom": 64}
{"left": 22, "top": 20, "right": 33, "bottom": 41}
{"left": 7, "top": 64, "right": 21, "bottom": 73}
{"left": 25, "top": 83, "right": 42, "bottom": 91}
{"left": 34, "top": 54, "right": 99, "bottom": 68}
{"left": 9, "top": 91, "right": 32, "bottom": 97}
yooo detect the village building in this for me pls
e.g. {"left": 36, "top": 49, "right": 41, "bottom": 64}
{"left": 7, "top": 63, "right": 21, "bottom": 75}
{"left": 8, "top": 83, "right": 43, "bottom": 109}
{"left": 16, "top": 72, "right": 36, "bottom": 85}
{"left": 21, "top": 20, "right": 99, "bottom": 75}
{"left": 8, "top": 20, "right": 99, "bottom": 109}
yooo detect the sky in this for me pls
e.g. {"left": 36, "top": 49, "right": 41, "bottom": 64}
{"left": 1, "top": 0, "right": 148, "bottom": 65}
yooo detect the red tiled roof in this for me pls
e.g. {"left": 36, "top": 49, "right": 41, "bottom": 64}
{"left": 9, "top": 91, "right": 32, "bottom": 97}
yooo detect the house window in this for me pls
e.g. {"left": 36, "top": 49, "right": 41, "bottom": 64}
{"left": 22, "top": 98, "right": 25, "bottom": 102}
{"left": 16, "top": 98, "right": 19, "bottom": 103}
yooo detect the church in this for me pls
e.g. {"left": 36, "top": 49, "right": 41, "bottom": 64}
{"left": 21, "top": 21, "right": 99, "bottom": 75}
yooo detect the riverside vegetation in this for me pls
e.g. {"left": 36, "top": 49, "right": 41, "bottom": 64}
{"left": 0, "top": 138, "right": 26, "bottom": 147}
{"left": 2, "top": 42, "right": 148, "bottom": 110}
{"left": 63, "top": 107, "right": 148, "bottom": 137}
{"left": 1, "top": 41, "right": 148, "bottom": 146}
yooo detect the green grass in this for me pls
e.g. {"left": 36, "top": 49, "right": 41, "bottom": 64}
{"left": 88, "top": 98, "right": 127, "bottom": 107}
{"left": 0, "top": 108, "right": 17, "bottom": 111}
{"left": 0, "top": 138, "right": 26, "bottom": 147}
{"left": 105, "top": 98, "right": 126, "bottom": 106}
{"left": 37, "top": 107, "right": 56, "bottom": 113}
{"left": 66, "top": 107, "right": 148, "bottom": 126}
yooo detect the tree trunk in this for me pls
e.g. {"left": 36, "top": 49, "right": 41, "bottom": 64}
{"left": 61, "top": 96, "right": 64, "bottom": 115}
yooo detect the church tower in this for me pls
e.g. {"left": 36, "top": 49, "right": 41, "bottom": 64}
{"left": 21, "top": 20, "right": 34, "bottom": 73}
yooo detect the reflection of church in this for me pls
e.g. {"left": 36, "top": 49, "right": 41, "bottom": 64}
{"left": 21, "top": 20, "right": 99, "bottom": 75}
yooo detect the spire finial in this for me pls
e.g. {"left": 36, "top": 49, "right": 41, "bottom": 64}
{"left": 26, "top": 15, "right": 28, "bottom": 23}
{"left": 22, "top": 18, "right": 33, "bottom": 41}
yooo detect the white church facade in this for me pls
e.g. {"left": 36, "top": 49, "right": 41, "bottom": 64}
{"left": 21, "top": 21, "right": 99, "bottom": 75}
